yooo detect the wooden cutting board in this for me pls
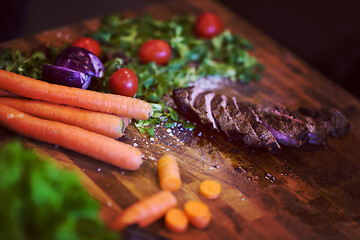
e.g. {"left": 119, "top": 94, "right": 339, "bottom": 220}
{"left": 1, "top": 0, "right": 360, "bottom": 239}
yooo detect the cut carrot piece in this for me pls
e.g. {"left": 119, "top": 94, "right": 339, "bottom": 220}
{"left": 184, "top": 200, "right": 211, "bottom": 229}
{"left": 199, "top": 180, "right": 222, "bottom": 200}
{"left": 0, "top": 97, "right": 125, "bottom": 139}
{"left": 110, "top": 190, "right": 177, "bottom": 230}
{"left": 165, "top": 208, "right": 189, "bottom": 233}
{"left": 0, "top": 103, "right": 142, "bottom": 170}
{"left": 0, "top": 70, "right": 152, "bottom": 120}
{"left": 157, "top": 154, "right": 181, "bottom": 192}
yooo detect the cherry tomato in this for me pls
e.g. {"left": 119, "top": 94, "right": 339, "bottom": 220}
{"left": 72, "top": 37, "right": 102, "bottom": 57}
{"left": 138, "top": 39, "right": 171, "bottom": 65}
{"left": 194, "top": 12, "right": 223, "bottom": 38}
{"left": 109, "top": 68, "right": 138, "bottom": 97}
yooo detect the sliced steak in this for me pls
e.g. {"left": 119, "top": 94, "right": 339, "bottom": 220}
{"left": 237, "top": 102, "right": 281, "bottom": 152}
{"left": 172, "top": 86, "right": 350, "bottom": 152}
{"left": 298, "top": 107, "right": 350, "bottom": 138}
{"left": 211, "top": 94, "right": 242, "bottom": 139}
{"left": 255, "top": 105, "right": 309, "bottom": 148}
{"left": 226, "top": 97, "right": 261, "bottom": 146}
{"left": 193, "top": 91, "right": 218, "bottom": 130}
{"left": 172, "top": 87, "right": 205, "bottom": 121}
{"left": 271, "top": 104, "right": 328, "bottom": 146}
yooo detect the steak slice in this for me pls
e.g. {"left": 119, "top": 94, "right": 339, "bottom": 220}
{"left": 211, "top": 94, "right": 243, "bottom": 139}
{"left": 226, "top": 97, "right": 261, "bottom": 146}
{"left": 172, "top": 87, "right": 205, "bottom": 121}
{"left": 193, "top": 91, "right": 218, "bottom": 130}
{"left": 298, "top": 107, "right": 350, "bottom": 138}
{"left": 271, "top": 104, "right": 328, "bottom": 146}
{"left": 254, "top": 105, "right": 309, "bottom": 148}
{"left": 237, "top": 102, "right": 281, "bottom": 152}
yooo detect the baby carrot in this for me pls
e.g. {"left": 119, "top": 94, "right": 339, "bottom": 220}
{"left": 184, "top": 200, "right": 212, "bottom": 229}
{"left": 0, "top": 97, "right": 125, "bottom": 139}
{"left": 110, "top": 190, "right": 177, "bottom": 230}
{"left": 165, "top": 208, "right": 189, "bottom": 233}
{"left": 157, "top": 154, "right": 182, "bottom": 192}
{"left": 0, "top": 103, "right": 142, "bottom": 170}
{"left": 0, "top": 70, "right": 153, "bottom": 120}
{"left": 199, "top": 180, "right": 222, "bottom": 200}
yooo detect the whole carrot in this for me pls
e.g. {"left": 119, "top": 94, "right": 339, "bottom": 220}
{"left": 110, "top": 190, "right": 177, "bottom": 230}
{"left": 157, "top": 154, "right": 182, "bottom": 192}
{"left": 0, "top": 70, "right": 153, "bottom": 120}
{"left": 0, "top": 103, "right": 142, "bottom": 170}
{"left": 0, "top": 97, "right": 126, "bottom": 139}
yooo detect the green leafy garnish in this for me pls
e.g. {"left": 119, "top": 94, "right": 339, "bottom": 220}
{"left": 94, "top": 14, "right": 263, "bottom": 134}
{"left": 0, "top": 46, "right": 60, "bottom": 79}
{"left": 0, "top": 141, "right": 118, "bottom": 240}
{"left": 134, "top": 103, "right": 195, "bottom": 137}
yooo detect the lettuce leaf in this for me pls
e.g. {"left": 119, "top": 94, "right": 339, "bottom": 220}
{"left": 0, "top": 141, "right": 119, "bottom": 240}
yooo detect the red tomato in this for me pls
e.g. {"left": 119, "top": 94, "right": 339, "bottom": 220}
{"left": 72, "top": 37, "right": 102, "bottom": 57}
{"left": 138, "top": 39, "right": 171, "bottom": 65}
{"left": 109, "top": 68, "right": 138, "bottom": 97}
{"left": 194, "top": 12, "right": 223, "bottom": 38}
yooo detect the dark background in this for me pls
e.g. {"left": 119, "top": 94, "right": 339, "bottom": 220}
{"left": 1, "top": 0, "right": 359, "bottom": 99}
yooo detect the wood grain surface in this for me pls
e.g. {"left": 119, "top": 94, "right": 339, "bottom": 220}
{"left": 1, "top": 0, "right": 360, "bottom": 239}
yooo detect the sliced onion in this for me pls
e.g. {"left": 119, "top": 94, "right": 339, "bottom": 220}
{"left": 42, "top": 64, "right": 92, "bottom": 89}
{"left": 54, "top": 46, "right": 104, "bottom": 78}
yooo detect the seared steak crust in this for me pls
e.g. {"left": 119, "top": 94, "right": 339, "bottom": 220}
{"left": 237, "top": 102, "right": 281, "bottom": 152}
{"left": 272, "top": 104, "right": 328, "bottom": 146}
{"left": 226, "top": 97, "right": 261, "bottom": 146}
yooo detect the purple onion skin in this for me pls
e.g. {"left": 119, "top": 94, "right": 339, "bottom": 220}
{"left": 54, "top": 46, "right": 104, "bottom": 78}
{"left": 42, "top": 64, "right": 92, "bottom": 89}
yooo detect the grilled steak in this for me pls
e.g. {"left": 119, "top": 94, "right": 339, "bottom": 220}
{"left": 237, "top": 102, "right": 281, "bottom": 152}
{"left": 254, "top": 105, "right": 309, "bottom": 148}
{"left": 193, "top": 92, "right": 218, "bottom": 130}
{"left": 297, "top": 107, "right": 350, "bottom": 138}
{"left": 172, "top": 87, "right": 205, "bottom": 121}
{"left": 211, "top": 94, "right": 240, "bottom": 138}
{"left": 172, "top": 87, "right": 350, "bottom": 152}
{"left": 226, "top": 97, "right": 261, "bottom": 146}
{"left": 272, "top": 104, "right": 328, "bottom": 146}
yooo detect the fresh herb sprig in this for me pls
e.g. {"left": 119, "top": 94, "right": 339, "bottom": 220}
{"left": 94, "top": 14, "right": 263, "bottom": 135}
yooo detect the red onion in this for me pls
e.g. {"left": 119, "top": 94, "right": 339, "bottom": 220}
{"left": 54, "top": 46, "right": 104, "bottom": 78}
{"left": 42, "top": 64, "right": 92, "bottom": 89}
